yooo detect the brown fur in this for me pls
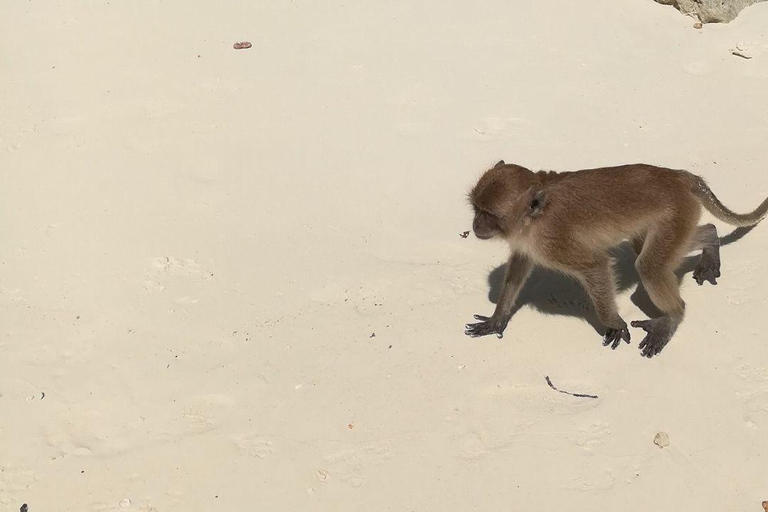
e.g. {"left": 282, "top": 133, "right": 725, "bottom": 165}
{"left": 465, "top": 160, "right": 766, "bottom": 357}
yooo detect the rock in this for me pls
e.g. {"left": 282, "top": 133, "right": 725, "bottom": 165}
{"left": 654, "top": 0, "right": 767, "bottom": 23}
{"left": 653, "top": 431, "right": 670, "bottom": 448}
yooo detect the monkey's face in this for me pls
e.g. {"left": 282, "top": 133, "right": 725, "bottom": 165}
{"left": 470, "top": 162, "right": 539, "bottom": 239}
{"left": 472, "top": 208, "right": 503, "bottom": 239}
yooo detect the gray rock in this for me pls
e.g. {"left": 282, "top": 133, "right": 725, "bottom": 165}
{"left": 655, "top": 0, "right": 767, "bottom": 23}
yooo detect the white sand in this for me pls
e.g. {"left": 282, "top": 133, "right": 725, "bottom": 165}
{"left": 2, "top": 1, "right": 768, "bottom": 510}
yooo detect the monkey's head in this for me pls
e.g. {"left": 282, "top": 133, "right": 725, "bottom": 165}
{"left": 469, "top": 160, "right": 546, "bottom": 240}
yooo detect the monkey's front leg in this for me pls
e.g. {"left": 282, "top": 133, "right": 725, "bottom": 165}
{"left": 579, "top": 262, "right": 631, "bottom": 349}
{"left": 465, "top": 253, "right": 533, "bottom": 339}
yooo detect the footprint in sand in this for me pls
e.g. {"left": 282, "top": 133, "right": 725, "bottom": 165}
{"left": 143, "top": 257, "right": 213, "bottom": 295}
{"left": 320, "top": 442, "right": 393, "bottom": 488}
{"left": 737, "top": 390, "right": 768, "bottom": 429}
{"left": 734, "top": 363, "right": 768, "bottom": 428}
{"left": 179, "top": 394, "right": 236, "bottom": 435}
{"left": 574, "top": 422, "right": 612, "bottom": 452}
{"left": 683, "top": 60, "right": 712, "bottom": 76}
{"left": 456, "top": 431, "right": 494, "bottom": 460}
{"left": 232, "top": 433, "right": 274, "bottom": 459}
{"left": 0, "top": 464, "right": 37, "bottom": 506}
{"left": 45, "top": 409, "right": 129, "bottom": 458}
{"left": 564, "top": 468, "right": 615, "bottom": 491}
{"left": 735, "top": 363, "right": 768, "bottom": 383}
{"left": 150, "top": 256, "right": 203, "bottom": 276}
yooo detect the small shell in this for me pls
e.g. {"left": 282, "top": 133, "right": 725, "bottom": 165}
{"left": 693, "top": 22, "right": 702, "bottom": 29}
{"left": 233, "top": 41, "right": 252, "bottom": 50}
{"left": 653, "top": 432, "right": 670, "bottom": 448}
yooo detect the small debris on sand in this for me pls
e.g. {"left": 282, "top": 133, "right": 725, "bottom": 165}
{"left": 544, "top": 376, "right": 598, "bottom": 399}
{"left": 730, "top": 46, "right": 752, "bottom": 59}
{"left": 233, "top": 41, "right": 252, "bottom": 50}
{"left": 460, "top": 231, "right": 470, "bottom": 238}
{"left": 693, "top": 22, "right": 702, "bottom": 29}
{"left": 653, "top": 431, "right": 670, "bottom": 448}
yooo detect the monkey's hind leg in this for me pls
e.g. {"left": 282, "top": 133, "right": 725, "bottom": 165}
{"left": 691, "top": 223, "right": 721, "bottom": 286}
{"left": 631, "top": 221, "right": 695, "bottom": 358}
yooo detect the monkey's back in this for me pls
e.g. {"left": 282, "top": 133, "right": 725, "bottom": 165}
{"left": 535, "top": 164, "right": 697, "bottom": 250}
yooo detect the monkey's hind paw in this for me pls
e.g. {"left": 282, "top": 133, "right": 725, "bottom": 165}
{"left": 692, "top": 251, "right": 721, "bottom": 286}
{"left": 602, "top": 327, "right": 630, "bottom": 350}
{"left": 631, "top": 318, "right": 676, "bottom": 358}
{"left": 465, "top": 315, "right": 506, "bottom": 339}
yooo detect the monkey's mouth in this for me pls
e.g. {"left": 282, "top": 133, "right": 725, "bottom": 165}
{"left": 474, "top": 231, "right": 495, "bottom": 240}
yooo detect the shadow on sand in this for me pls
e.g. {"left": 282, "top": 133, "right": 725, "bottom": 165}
{"left": 485, "top": 227, "right": 756, "bottom": 335}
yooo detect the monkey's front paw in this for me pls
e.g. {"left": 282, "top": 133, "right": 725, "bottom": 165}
{"left": 602, "top": 326, "right": 630, "bottom": 350}
{"left": 631, "top": 318, "right": 675, "bottom": 358}
{"left": 464, "top": 315, "right": 506, "bottom": 339}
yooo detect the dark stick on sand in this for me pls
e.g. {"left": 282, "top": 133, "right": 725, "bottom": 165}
{"left": 545, "top": 376, "right": 598, "bottom": 399}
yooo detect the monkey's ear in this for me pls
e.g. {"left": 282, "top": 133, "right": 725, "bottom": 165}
{"left": 493, "top": 160, "right": 505, "bottom": 169}
{"left": 528, "top": 189, "right": 547, "bottom": 218}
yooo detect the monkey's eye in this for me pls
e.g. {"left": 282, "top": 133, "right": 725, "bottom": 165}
{"left": 530, "top": 199, "right": 539, "bottom": 209}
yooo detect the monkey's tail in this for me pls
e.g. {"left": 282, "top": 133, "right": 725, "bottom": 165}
{"left": 691, "top": 175, "right": 768, "bottom": 227}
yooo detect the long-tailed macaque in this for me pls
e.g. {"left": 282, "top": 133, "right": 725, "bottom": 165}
{"left": 465, "top": 160, "right": 768, "bottom": 357}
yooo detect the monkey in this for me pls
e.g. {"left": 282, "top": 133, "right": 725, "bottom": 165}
{"left": 465, "top": 160, "right": 768, "bottom": 357}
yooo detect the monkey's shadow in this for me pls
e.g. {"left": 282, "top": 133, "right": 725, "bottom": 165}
{"left": 486, "top": 227, "right": 754, "bottom": 334}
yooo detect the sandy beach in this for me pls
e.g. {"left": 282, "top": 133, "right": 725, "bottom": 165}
{"left": 2, "top": 0, "right": 768, "bottom": 510}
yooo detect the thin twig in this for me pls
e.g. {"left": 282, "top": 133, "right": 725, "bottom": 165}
{"left": 731, "top": 50, "right": 752, "bottom": 60}
{"left": 545, "top": 376, "right": 598, "bottom": 399}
